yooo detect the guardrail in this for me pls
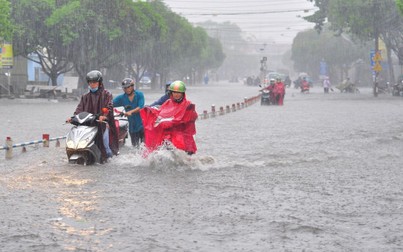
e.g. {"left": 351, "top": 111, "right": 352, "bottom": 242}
{"left": 1, "top": 135, "right": 66, "bottom": 160}
{"left": 2, "top": 94, "right": 261, "bottom": 159}
{"left": 198, "top": 95, "right": 260, "bottom": 120}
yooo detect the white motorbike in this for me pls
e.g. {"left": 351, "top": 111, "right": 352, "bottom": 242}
{"left": 66, "top": 112, "right": 102, "bottom": 165}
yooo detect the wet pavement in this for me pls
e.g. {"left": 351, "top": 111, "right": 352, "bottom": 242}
{"left": 1, "top": 82, "right": 403, "bottom": 251}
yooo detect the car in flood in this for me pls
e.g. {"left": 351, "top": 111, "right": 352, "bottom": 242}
{"left": 139, "top": 76, "right": 152, "bottom": 88}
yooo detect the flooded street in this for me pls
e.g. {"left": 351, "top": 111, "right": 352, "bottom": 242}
{"left": 1, "top": 82, "right": 403, "bottom": 251}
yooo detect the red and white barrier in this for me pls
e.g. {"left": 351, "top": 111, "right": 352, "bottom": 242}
{"left": 1, "top": 135, "right": 66, "bottom": 160}
{"left": 198, "top": 94, "right": 260, "bottom": 120}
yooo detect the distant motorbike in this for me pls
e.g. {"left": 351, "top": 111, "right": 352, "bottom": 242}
{"left": 336, "top": 82, "right": 359, "bottom": 93}
{"left": 301, "top": 82, "right": 310, "bottom": 94}
{"left": 392, "top": 81, "right": 403, "bottom": 96}
{"left": 66, "top": 112, "right": 102, "bottom": 165}
{"left": 260, "top": 89, "right": 271, "bottom": 105}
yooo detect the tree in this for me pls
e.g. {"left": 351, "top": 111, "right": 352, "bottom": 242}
{"left": 9, "top": 0, "right": 225, "bottom": 91}
{"left": 397, "top": 0, "right": 403, "bottom": 15}
{"left": 11, "top": 0, "right": 74, "bottom": 86}
{"left": 0, "top": 0, "right": 13, "bottom": 42}
{"left": 44, "top": 0, "right": 135, "bottom": 89}
{"left": 292, "top": 27, "right": 370, "bottom": 83}
{"left": 127, "top": 1, "right": 167, "bottom": 88}
{"left": 305, "top": 0, "right": 403, "bottom": 92}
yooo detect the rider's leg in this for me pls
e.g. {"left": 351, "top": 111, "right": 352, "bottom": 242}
{"left": 103, "top": 127, "right": 113, "bottom": 158}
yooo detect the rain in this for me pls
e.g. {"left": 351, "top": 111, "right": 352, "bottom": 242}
{"left": 1, "top": 0, "right": 403, "bottom": 251}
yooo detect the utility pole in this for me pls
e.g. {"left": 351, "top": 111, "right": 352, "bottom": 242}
{"left": 373, "top": 33, "right": 379, "bottom": 97}
{"left": 260, "top": 56, "right": 267, "bottom": 85}
{"left": 373, "top": 0, "right": 380, "bottom": 97}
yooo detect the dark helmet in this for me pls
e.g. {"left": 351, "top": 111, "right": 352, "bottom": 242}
{"left": 122, "top": 78, "right": 135, "bottom": 88}
{"left": 86, "top": 70, "right": 103, "bottom": 83}
{"left": 165, "top": 81, "right": 172, "bottom": 87}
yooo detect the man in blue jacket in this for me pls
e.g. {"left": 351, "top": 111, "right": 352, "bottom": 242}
{"left": 113, "top": 78, "right": 145, "bottom": 147}
{"left": 149, "top": 81, "right": 172, "bottom": 106}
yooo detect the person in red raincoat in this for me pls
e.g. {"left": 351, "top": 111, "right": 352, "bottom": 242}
{"left": 261, "top": 79, "right": 276, "bottom": 105}
{"left": 300, "top": 77, "right": 310, "bottom": 93}
{"left": 140, "top": 80, "right": 198, "bottom": 155}
{"left": 67, "top": 70, "right": 119, "bottom": 162}
{"left": 274, "top": 77, "right": 286, "bottom": 105}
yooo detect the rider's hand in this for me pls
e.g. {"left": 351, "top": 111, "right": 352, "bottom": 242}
{"left": 66, "top": 117, "right": 72, "bottom": 123}
{"left": 98, "top": 115, "right": 107, "bottom": 122}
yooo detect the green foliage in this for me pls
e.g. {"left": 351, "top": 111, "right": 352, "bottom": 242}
{"left": 397, "top": 0, "right": 403, "bottom": 14}
{"left": 291, "top": 26, "right": 370, "bottom": 79}
{"left": 0, "top": 0, "right": 13, "bottom": 42}
{"left": 9, "top": 0, "right": 225, "bottom": 87}
{"left": 305, "top": 0, "right": 401, "bottom": 41}
{"left": 46, "top": 1, "right": 81, "bottom": 44}
{"left": 305, "top": 0, "right": 330, "bottom": 32}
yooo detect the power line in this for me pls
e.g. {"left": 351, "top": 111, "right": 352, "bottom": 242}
{"left": 182, "top": 8, "right": 315, "bottom": 16}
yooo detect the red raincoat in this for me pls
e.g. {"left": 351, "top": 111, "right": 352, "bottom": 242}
{"left": 273, "top": 82, "right": 286, "bottom": 105}
{"left": 140, "top": 94, "right": 198, "bottom": 154}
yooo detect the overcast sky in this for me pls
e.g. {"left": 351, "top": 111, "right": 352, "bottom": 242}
{"left": 162, "top": 0, "right": 318, "bottom": 45}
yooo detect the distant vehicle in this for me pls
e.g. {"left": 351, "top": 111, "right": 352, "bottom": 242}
{"left": 139, "top": 76, "right": 152, "bottom": 88}
{"left": 298, "top": 72, "right": 314, "bottom": 87}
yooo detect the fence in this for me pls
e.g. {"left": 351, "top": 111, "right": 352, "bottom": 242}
{"left": 198, "top": 95, "right": 260, "bottom": 120}
{"left": 1, "top": 134, "right": 66, "bottom": 160}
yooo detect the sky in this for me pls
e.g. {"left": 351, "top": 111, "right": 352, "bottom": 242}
{"left": 162, "top": 0, "right": 318, "bottom": 45}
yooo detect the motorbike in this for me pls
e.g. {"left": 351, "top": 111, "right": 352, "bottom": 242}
{"left": 114, "top": 107, "right": 129, "bottom": 147}
{"left": 140, "top": 104, "right": 197, "bottom": 155}
{"left": 301, "top": 82, "right": 310, "bottom": 94}
{"left": 66, "top": 112, "right": 102, "bottom": 165}
{"left": 392, "top": 81, "right": 403, "bottom": 96}
{"left": 336, "top": 82, "right": 360, "bottom": 93}
{"left": 260, "top": 89, "right": 271, "bottom": 105}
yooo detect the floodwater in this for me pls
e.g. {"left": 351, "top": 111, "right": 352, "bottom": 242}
{"left": 1, "top": 82, "right": 403, "bottom": 251}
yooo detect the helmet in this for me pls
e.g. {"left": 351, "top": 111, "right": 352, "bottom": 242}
{"left": 168, "top": 80, "right": 186, "bottom": 93}
{"left": 121, "top": 78, "right": 135, "bottom": 88}
{"left": 86, "top": 70, "right": 103, "bottom": 83}
{"left": 276, "top": 76, "right": 282, "bottom": 81}
{"left": 270, "top": 78, "right": 275, "bottom": 84}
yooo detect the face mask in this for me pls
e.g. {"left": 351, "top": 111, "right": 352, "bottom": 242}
{"left": 89, "top": 86, "right": 98, "bottom": 93}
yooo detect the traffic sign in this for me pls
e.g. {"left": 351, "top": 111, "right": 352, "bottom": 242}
{"left": 373, "top": 62, "right": 382, "bottom": 72}
{"left": 373, "top": 51, "right": 382, "bottom": 61}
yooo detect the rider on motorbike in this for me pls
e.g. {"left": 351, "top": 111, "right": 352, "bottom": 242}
{"left": 300, "top": 77, "right": 310, "bottom": 93}
{"left": 260, "top": 78, "right": 276, "bottom": 104}
{"left": 113, "top": 78, "right": 145, "bottom": 147}
{"left": 274, "top": 77, "right": 286, "bottom": 105}
{"left": 140, "top": 80, "right": 198, "bottom": 155}
{"left": 66, "top": 70, "right": 119, "bottom": 162}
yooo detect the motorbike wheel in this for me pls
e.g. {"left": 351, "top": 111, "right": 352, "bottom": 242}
{"left": 76, "top": 157, "right": 86, "bottom": 165}
{"left": 68, "top": 160, "right": 77, "bottom": 165}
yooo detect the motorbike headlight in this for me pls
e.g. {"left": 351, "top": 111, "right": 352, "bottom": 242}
{"left": 66, "top": 140, "right": 75, "bottom": 149}
{"left": 77, "top": 139, "right": 89, "bottom": 149}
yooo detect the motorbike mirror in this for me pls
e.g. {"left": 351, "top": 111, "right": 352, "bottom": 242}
{"left": 101, "top": 107, "right": 109, "bottom": 114}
